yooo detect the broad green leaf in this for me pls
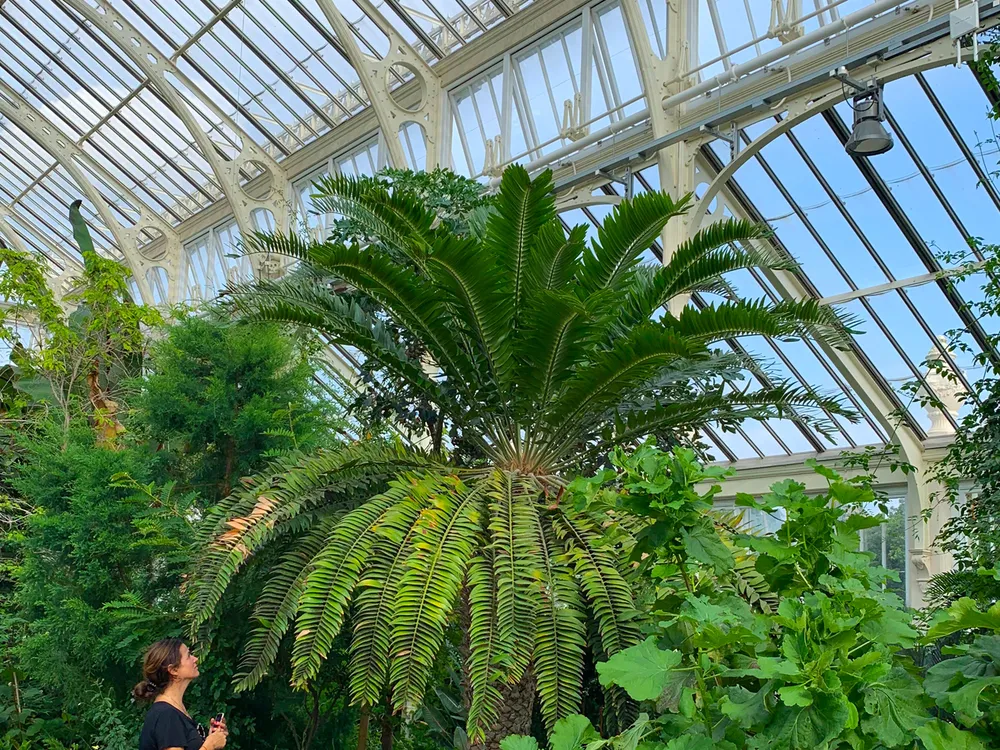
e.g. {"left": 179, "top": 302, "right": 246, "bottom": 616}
{"left": 720, "top": 686, "right": 770, "bottom": 729}
{"left": 681, "top": 524, "right": 733, "bottom": 572}
{"left": 550, "top": 715, "right": 599, "bottom": 750}
{"left": 860, "top": 608, "right": 918, "bottom": 648}
{"left": 925, "top": 598, "right": 1000, "bottom": 640}
{"left": 750, "top": 692, "right": 850, "bottom": 750}
{"left": 859, "top": 666, "right": 926, "bottom": 747}
{"left": 662, "top": 736, "right": 715, "bottom": 750}
{"left": 596, "top": 639, "right": 684, "bottom": 701}
{"left": 501, "top": 736, "right": 540, "bottom": 750}
{"left": 914, "top": 719, "right": 985, "bottom": 750}
{"left": 948, "top": 677, "right": 1000, "bottom": 724}
{"left": 777, "top": 685, "right": 812, "bottom": 707}
{"left": 724, "top": 657, "right": 799, "bottom": 679}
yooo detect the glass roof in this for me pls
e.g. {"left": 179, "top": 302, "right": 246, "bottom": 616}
{"left": 2, "top": 0, "right": 998, "bottom": 464}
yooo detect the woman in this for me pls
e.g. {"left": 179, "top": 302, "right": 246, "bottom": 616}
{"left": 133, "top": 638, "right": 228, "bottom": 750}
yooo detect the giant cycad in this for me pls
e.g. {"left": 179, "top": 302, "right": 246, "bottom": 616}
{"left": 189, "top": 165, "right": 856, "bottom": 746}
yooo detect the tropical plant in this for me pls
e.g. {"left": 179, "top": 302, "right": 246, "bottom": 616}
{"left": 506, "top": 444, "right": 967, "bottom": 750}
{"left": 920, "top": 597, "right": 1000, "bottom": 748}
{"left": 0, "top": 202, "right": 161, "bottom": 446}
{"left": 190, "top": 165, "right": 858, "bottom": 746}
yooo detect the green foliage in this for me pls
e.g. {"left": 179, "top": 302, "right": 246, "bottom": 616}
{"left": 1, "top": 296, "right": 349, "bottom": 748}
{"left": 906, "top": 238, "right": 1000, "bottom": 606}
{"left": 137, "top": 314, "right": 338, "bottom": 501}
{"left": 525, "top": 444, "right": 936, "bottom": 750}
{"left": 0, "top": 208, "right": 161, "bottom": 445}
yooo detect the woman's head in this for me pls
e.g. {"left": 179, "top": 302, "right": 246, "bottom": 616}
{"left": 132, "top": 638, "right": 200, "bottom": 701}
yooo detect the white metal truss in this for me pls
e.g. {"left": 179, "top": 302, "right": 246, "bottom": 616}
{"left": 314, "top": 0, "right": 443, "bottom": 169}
{"left": 618, "top": 0, "right": 694, "bottom": 320}
{"left": 60, "top": 0, "right": 292, "bottom": 280}
{"left": 0, "top": 79, "right": 183, "bottom": 303}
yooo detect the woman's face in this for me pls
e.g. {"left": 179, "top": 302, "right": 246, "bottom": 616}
{"left": 169, "top": 644, "right": 200, "bottom": 682}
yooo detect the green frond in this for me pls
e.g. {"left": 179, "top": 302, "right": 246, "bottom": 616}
{"left": 578, "top": 191, "right": 692, "bottom": 295}
{"left": 190, "top": 446, "right": 401, "bottom": 635}
{"left": 553, "top": 512, "right": 639, "bottom": 658}
{"left": 465, "top": 554, "right": 506, "bottom": 743}
{"left": 233, "top": 512, "right": 344, "bottom": 691}
{"left": 486, "top": 166, "right": 556, "bottom": 329}
{"left": 308, "top": 173, "right": 438, "bottom": 269}
{"left": 729, "top": 555, "right": 779, "bottom": 614}
{"left": 516, "top": 290, "right": 597, "bottom": 422}
{"left": 526, "top": 222, "right": 586, "bottom": 294}
{"left": 617, "top": 225, "right": 783, "bottom": 326}
{"left": 291, "top": 483, "right": 417, "bottom": 686}
{"left": 224, "top": 277, "right": 442, "bottom": 404}
{"left": 302, "top": 243, "right": 479, "bottom": 395}
{"left": 426, "top": 233, "right": 512, "bottom": 387}
{"left": 668, "top": 298, "right": 859, "bottom": 351}
{"left": 487, "top": 471, "right": 542, "bottom": 683}
{"left": 242, "top": 230, "right": 323, "bottom": 265}
{"left": 541, "top": 324, "right": 704, "bottom": 456}
{"left": 348, "top": 492, "right": 427, "bottom": 707}
{"left": 532, "top": 511, "right": 586, "bottom": 730}
{"left": 389, "top": 476, "right": 486, "bottom": 714}
{"left": 608, "top": 384, "right": 855, "bottom": 448}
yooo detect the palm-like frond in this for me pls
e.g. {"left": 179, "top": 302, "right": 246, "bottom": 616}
{"left": 309, "top": 173, "right": 438, "bottom": 267}
{"left": 578, "top": 191, "right": 691, "bottom": 295}
{"left": 553, "top": 512, "right": 639, "bottom": 658}
{"left": 426, "top": 233, "right": 511, "bottom": 389}
{"left": 225, "top": 276, "right": 442, "bottom": 404}
{"left": 191, "top": 444, "right": 432, "bottom": 633}
{"left": 389, "top": 477, "right": 485, "bottom": 713}
{"left": 485, "top": 166, "right": 556, "bottom": 331}
{"left": 234, "top": 511, "right": 343, "bottom": 690}
{"left": 541, "top": 324, "right": 703, "bottom": 457}
{"left": 290, "top": 486, "right": 411, "bottom": 686}
{"left": 487, "top": 471, "right": 542, "bottom": 683}
{"left": 348, "top": 492, "right": 426, "bottom": 706}
{"left": 466, "top": 554, "right": 507, "bottom": 741}
{"left": 532, "top": 513, "right": 586, "bottom": 729}
{"left": 669, "top": 298, "right": 859, "bottom": 350}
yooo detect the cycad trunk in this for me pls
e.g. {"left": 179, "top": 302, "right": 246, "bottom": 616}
{"left": 472, "top": 670, "right": 536, "bottom": 750}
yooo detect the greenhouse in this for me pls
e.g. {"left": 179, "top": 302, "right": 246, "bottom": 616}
{"left": 2, "top": 0, "right": 1000, "bottom": 748}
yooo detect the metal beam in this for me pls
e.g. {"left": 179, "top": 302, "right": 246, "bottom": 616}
{"left": 155, "top": 0, "right": 592, "bottom": 246}
{"left": 824, "top": 108, "right": 1000, "bottom": 370}
{"left": 314, "top": 0, "right": 443, "bottom": 169}
{"left": 58, "top": 0, "right": 292, "bottom": 276}
{"left": 0, "top": 79, "right": 183, "bottom": 303}
{"left": 552, "top": 0, "right": 1000, "bottom": 194}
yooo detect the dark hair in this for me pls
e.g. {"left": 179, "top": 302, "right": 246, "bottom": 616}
{"left": 133, "top": 638, "right": 185, "bottom": 702}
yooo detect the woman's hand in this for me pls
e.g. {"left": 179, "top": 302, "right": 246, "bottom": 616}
{"left": 202, "top": 723, "right": 227, "bottom": 750}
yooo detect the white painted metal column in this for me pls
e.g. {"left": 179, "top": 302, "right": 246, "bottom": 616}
{"left": 314, "top": 0, "right": 443, "bottom": 169}
{"left": 619, "top": 0, "right": 697, "bottom": 317}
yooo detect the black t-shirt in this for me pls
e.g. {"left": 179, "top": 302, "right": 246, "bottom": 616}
{"left": 139, "top": 702, "right": 204, "bottom": 750}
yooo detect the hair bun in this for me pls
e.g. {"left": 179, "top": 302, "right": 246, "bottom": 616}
{"left": 132, "top": 679, "right": 160, "bottom": 702}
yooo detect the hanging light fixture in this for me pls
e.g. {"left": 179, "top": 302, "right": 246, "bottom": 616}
{"left": 845, "top": 82, "right": 893, "bottom": 157}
